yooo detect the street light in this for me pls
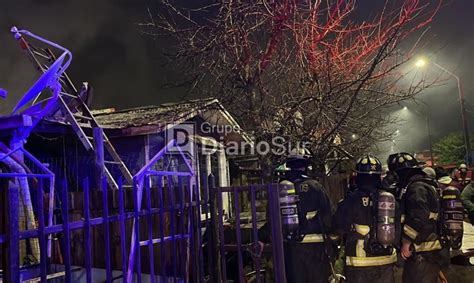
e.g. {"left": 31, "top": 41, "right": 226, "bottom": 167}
{"left": 415, "top": 58, "right": 471, "bottom": 166}
{"left": 415, "top": 58, "right": 426, "bottom": 68}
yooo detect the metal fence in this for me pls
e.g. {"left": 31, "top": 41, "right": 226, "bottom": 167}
{"left": 1, "top": 149, "right": 290, "bottom": 282}
{"left": 205, "top": 179, "right": 286, "bottom": 283}
{"left": 0, "top": 174, "right": 203, "bottom": 283}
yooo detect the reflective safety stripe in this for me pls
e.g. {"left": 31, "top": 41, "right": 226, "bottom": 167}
{"left": 356, "top": 239, "right": 366, "bottom": 257}
{"left": 301, "top": 234, "right": 325, "bottom": 243}
{"left": 429, "top": 212, "right": 438, "bottom": 219}
{"left": 287, "top": 189, "right": 296, "bottom": 194}
{"left": 442, "top": 195, "right": 456, "bottom": 199}
{"left": 403, "top": 225, "right": 418, "bottom": 240}
{"left": 329, "top": 234, "right": 340, "bottom": 241}
{"left": 354, "top": 224, "right": 370, "bottom": 236}
{"left": 346, "top": 250, "right": 397, "bottom": 267}
{"left": 401, "top": 214, "right": 405, "bottom": 223}
{"left": 306, "top": 210, "right": 317, "bottom": 220}
{"left": 414, "top": 240, "right": 442, "bottom": 252}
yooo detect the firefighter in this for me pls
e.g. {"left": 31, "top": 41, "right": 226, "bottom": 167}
{"left": 461, "top": 180, "right": 474, "bottom": 224}
{"left": 334, "top": 155, "right": 398, "bottom": 283}
{"left": 387, "top": 152, "right": 447, "bottom": 283}
{"left": 454, "top": 163, "right": 472, "bottom": 189}
{"left": 434, "top": 166, "right": 462, "bottom": 192}
{"left": 279, "top": 148, "right": 334, "bottom": 283}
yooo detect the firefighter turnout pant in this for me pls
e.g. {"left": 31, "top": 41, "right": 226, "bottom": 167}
{"left": 283, "top": 240, "right": 330, "bottom": 283}
{"left": 345, "top": 265, "right": 395, "bottom": 283}
{"left": 402, "top": 254, "right": 440, "bottom": 283}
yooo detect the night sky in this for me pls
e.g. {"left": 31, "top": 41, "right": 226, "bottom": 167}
{"left": 0, "top": 0, "right": 473, "bottom": 152}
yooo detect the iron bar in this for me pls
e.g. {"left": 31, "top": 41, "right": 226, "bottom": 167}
{"left": 233, "top": 187, "right": 245, "bottom": 282}
{"left": 250, "top": 185, "right": 261, "bottom": 283}
{"left": 5, "top": 183, "right": 20, "bottom": 283}
{"left": 193, "top": 181, "right": 205, "bottom": 283}
{"left": 83, "top": 179, "right": 92, "bottom": 283}
{"left": 37, "top": 180, "right": 47, "bottom": 283}
{"left": 216, "top": 187, "right": 227, "bottom": 281}
{"left": 117, "top": 177, "right": 128, "bottom": 283}
{"left": 145, "top": 177, "right": 156, "bottom": 283}
{"left": 267, "top": 184, "right": 287, "bottom": 283}
{"left": 61, "top": 180, "right": 72, "bottom": 282}
{"left": 157, "top": 177, "right": 167, "bottom": 278}
{"left": 101, "top": 177, "right": 112, "bottom": 283}
{"left": 167, "top": 175, "right": 178, "bottom": 279}
{"left": 178, "top": 176, "right": 186, "bottom": 280}
{"left": 133, "top": 178, "right": 142, "bottom": 283}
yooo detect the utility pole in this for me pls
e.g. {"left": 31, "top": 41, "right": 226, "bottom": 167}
{"left": 433, "top": 62, "right": 471, "bottom": 166}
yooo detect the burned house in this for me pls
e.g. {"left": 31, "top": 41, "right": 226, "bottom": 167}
{"left": 0, "top": 27, "right": 251, "bottom": 282}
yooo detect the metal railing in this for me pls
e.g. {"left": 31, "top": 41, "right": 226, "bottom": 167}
{"left": 1, "top": 174, "right": 203, "bottom": 283}
{"left": 208, "top": 180, "right": 287, "bottom": 283}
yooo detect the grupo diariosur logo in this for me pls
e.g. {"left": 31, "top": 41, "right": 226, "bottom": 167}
{"left": 164, "top": 122, "right": 196, "bottom": 154}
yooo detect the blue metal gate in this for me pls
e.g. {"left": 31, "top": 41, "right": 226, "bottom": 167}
{"left": 0, "top": 140, "right": 205, "bottom": 282}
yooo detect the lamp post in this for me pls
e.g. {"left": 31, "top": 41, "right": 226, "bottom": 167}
{"left": 416, "top": 58, "right": 471, "bottom": 166}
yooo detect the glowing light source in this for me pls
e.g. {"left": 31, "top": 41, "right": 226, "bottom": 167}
{"left": 0, "top": 88, "right": 7, "bottom": 99}
{"left": 415, "top": 58, "right": 426, "bottom": 68}
{"left": 403, "top": 106, "right": 408, "bottom": 110}
{"left": 351, "top": 134, "right": 357, "bottom": 139}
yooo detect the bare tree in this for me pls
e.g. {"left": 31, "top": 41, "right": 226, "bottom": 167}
{"left": 143, "top": 0, "right": 442, "bottom": 174}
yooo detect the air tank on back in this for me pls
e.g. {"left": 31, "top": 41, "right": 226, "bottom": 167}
{"left": 377, "top": 191, "right": 396, "bottom": 247}
{"left": 279, "top": 180, "right": 300, "bottom": 240}
{"left": 441, "top": 186, "right": 464, "bottom": 250}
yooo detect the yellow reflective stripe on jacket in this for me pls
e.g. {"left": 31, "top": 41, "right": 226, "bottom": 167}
{"left": 429, "top": 212, "right": 438, "bottom": 219}
{"left": 301, "top": 234, "right": 325, "bottom": 243}
{"left": 403, "top": 225, "right": 419, "bottom": 240}
{"left": 414, "top": 240, "right": 442, "bottom": 252}
{"left": 346, "top": 250, "right": 397, "bottom": 267}
{"left": 442, "top": 195, "right": 457, "bottom": 199}
{"left": 356, "top": 239, "right": 366, "bottom": 257}
{"left": 329, "top": 234, "right": 340, "bottom": 242}
{"left": 306, "top": 210, "right": 317, "bottom": 220}
{"left": 354, "top": 224, "right": 370, "bottom": 236}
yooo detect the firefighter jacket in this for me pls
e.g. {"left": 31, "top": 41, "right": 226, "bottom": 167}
{"left": 289, "top": 175, "right": 333, "bottom": 242}
{"left": 461, "top": 182, "right": 474, "bottom": 212}
{"left": 401, "top": 175, "right": 443, "bottom": 254}
{"left": 259, "top": 174, "right": 333, "bottom": 245}
{"left": 438, "top": 176, "right": 462, "bottom": 191}
{"left": 454, "top": 170, "right": 472, "bottom": 188}
{"left": 333, "top": 186, "right": 398, "bottom": 267}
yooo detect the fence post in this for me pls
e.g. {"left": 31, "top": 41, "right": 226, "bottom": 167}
{"left": 4, "top": 184, "right": 20, "bottom": 283}
{"left": 93, "top": 127, "right": 104, "bottom": 191}
{"left": 267, "top": 183, "right": 287, "bottom": 283}
{"left": 207, "top": 173, "right": 221, "bottom": 283}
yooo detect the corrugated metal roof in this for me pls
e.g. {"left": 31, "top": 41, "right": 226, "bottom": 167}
{"left": 94, "top": 98, "right": 219, "bottom": 129}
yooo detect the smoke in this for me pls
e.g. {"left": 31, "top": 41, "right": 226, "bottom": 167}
{"left": 0, "top": 0, "right": 472, "bottom": 151}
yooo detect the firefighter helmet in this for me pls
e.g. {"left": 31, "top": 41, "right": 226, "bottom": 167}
{"left": 355, "top": 155, "right": 383, "bottom": 175}
{"left": 459, "top": 163, "right": 468, "bottom": 172}
{"left": 286, "top": 147, "right": 312, "bottom": 170}
{"left": 387, "top": 152, "right": 422, "bottom": 172}
{"left": 422, "top": 166, "right": 436, "bottom": 179}
{"left": 287, "top": 147, "right": 312, "bottom": 160}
